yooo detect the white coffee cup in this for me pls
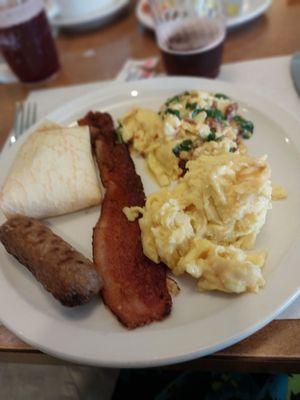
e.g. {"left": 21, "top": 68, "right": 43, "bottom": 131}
{"left": 54, "top": 0, "right": 112, "bottom": 19}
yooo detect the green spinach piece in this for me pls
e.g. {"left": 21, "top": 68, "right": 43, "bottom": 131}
{"left": 191, "top": 107, "right": 225, "bottom": 121}
{"left": 165, "top": 95, "right": 180, "bottom": 106}
{"left": 233, "top": 115, "right": 254, "bottom": 139}
{"left": 205, "top": 132, "right": 216, "bottom": 142}
{"left": 165, "top": 108, "right": 181, "bottom": 119}
{"left": 191, "top": 107, "right": 205, "bottom": 118}
{"left": 215, "top": 93, "right": 230, "bottom": 100}
{"left": 205, "top": 108, "right": 226, "bottom": 122}
{"left": 203, "top": 133, "right": 223, "bottom": 142}
{"left": 186, "top": 102, "right": 198, "bottom": 111}
{"left": 165, "top": 91, "right": 190, "bottom": 106}
{"left": 172, "top": 139, "right": 193, "bottom": 157}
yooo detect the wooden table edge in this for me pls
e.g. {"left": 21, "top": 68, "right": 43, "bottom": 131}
{"left": 1, "top": 350, "right": 300, "bottom": 373}
{"left": 1, "top": 319, "right": 300, "bottom": 371}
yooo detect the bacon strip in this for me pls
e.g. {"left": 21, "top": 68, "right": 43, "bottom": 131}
{"left": 79, "top": 112, "right": 172, "bottom": 329}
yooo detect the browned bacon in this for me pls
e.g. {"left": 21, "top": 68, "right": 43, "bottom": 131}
{"left": 78, "top": 112, "right": 172, "bottom": 329}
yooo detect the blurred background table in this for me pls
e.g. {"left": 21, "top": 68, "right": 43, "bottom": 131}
{"left": 0, "top": 0, "right": 300, "bottom": 370}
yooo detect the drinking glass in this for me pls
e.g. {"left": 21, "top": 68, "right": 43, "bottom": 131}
{"left": 149, "top": 0, "right": 226, "bottom": 78}
{"left": 0, "top": 0, "right": 60, "bottom": 83}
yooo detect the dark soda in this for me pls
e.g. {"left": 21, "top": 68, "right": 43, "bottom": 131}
{"left": 0, "top": 0, "right": 60, "bottom": 83}
{"left": 158, "top": 17, "right": 225, "bottom": 78}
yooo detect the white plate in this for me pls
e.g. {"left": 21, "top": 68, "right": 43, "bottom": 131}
{"left": 227, "top": 0, "right": 272, "bottom": 28}
{"left": 0, "top": 77, "right": 300, "bottom": 368}
{"left": 51, "top": 0, "right": 129, "bottom": 30}
{"left": 136, "top": 0, "right": 272, "bottom": 30}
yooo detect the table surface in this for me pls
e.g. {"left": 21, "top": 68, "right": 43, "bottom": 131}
{"left": 1, "top": 0, "right": 300, "bottom": 370}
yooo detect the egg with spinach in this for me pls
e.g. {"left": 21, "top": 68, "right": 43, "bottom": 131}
{"left": 118, "top": 90, "right": 254, "bottom": 186}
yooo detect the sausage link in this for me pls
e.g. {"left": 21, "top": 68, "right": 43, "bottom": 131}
{"left": 0, "top": 216, "right": 101, "bottom": 307}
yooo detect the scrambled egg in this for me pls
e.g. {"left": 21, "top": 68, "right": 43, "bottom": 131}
{"left": 125, "top": 153, "right": 272, "bottom": 294}
{"left": 119, "top": 108, "right": 163, "bottom": 155}
{"left": 272, "top": 184, "right": 288, "bottom": 200}
{"left": 121, "top": 90, "right": 287, "bottom": 295}
{"left": 119, "top": 90, "right": 253, "bottom": 187}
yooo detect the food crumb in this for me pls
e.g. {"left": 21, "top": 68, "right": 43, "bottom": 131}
{"left": 123, "top": 206, "right": 143, "bottom": 221}
{"left": 272, "top": 184, "right": 288, "bottom": 200}
{"left": 167, "top": 276, "right": 180, "bottom": 296}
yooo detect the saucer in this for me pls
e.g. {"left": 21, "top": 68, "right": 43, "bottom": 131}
{"left": 51, "top": 0, "right": 129, "bottom": 31}
{"left": 136, "top": 0, "right": 273, "bottom": 30}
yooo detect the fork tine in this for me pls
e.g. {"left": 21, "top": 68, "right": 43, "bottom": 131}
{"left": 24, "top": 102, "right": 32, "bottom": 131}
{"left": 10, "top": 102, "right": 21, "bottom": 145}
{"left": 9, "top": 102, "right": 38, "bottom": 147}
{"left": 15, "top": 102, "right": 23, "bottom": 140}
{"left": 12, "top": 102, "right": 20, "bottom": 133}
{"left": 16, "top": 102, "right": 24, "bottom": 139}
{"left": 31, "top": 102, "right": 37, "bottom": 126}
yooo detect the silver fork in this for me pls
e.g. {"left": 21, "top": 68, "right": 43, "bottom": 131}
{"left": 9, "top": 102, "right": 37, "bottom": 147}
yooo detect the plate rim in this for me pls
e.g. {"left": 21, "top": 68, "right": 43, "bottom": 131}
{"left": 136, "top": 0, "right": 273, "bottom": 30}
{"left": 51, "top": 0, "right": 129, "bottom": 28}
{"left": 227, "top": 0, "right": 272, "bottom": 28}
{"left": 0, "top": 76, "right": 300, "bottom": 367}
